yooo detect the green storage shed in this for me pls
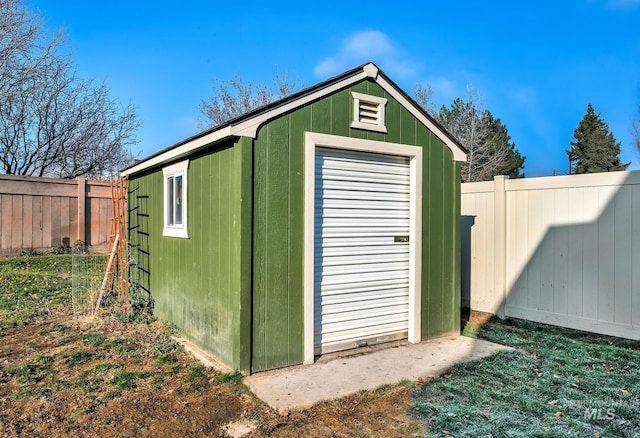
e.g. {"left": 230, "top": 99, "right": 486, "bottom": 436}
{"left": 122, "top": 63, "right": 467, "bottom": 374}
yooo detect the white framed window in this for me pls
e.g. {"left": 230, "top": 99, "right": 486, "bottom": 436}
{"left": 350, "top": 92, "right": 388, "bottom": 133}
{"left": 162, "top": 160, "right": 189, "bottom": 238}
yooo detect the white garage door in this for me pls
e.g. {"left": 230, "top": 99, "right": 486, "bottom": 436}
{"left": 314, "top": 147, "right": 411, "bottom": 354}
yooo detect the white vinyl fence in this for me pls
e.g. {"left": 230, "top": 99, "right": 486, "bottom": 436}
{"left": 461, "top": 171, "right": 640, "bottom": 340}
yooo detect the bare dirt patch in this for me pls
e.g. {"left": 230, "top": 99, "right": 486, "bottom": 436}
{"left": 0, "top": 313, "right": 425, "bottom": 437}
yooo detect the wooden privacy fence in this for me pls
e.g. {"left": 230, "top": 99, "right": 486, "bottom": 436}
{"left": 0, "top": 174, "right": 113, "bottom": 255}
{"left": 461, "top": 170, "right": 640, "bottom": 340}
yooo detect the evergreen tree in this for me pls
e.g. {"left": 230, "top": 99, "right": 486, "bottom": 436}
{"left": 435, "top": 88, "right": 525, "bottom": 182}
{"left": 482, "top": 111, "right": 525, "bottom": 179}
{"left": 567, "top": 103, "right": 629, "bottom": 174}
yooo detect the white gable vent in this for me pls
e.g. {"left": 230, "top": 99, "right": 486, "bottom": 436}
{"left": 350, "top": 92, "right": 388, "bottom": 133}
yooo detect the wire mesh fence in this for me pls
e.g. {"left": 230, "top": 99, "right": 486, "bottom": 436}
{"left": 71, "top": 244, "right": 107, "bottom": 318}
{"left": 71, "top": 178, "right": 132, "bottom": 320}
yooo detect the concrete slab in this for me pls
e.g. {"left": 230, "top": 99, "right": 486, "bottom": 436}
{"left": 244, "top": 336, "right": 511, "bottom": 412}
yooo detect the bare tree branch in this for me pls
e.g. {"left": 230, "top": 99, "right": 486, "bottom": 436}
{"left": 437, "top": 85, "right": 521, "bottom": 182}
{"left": 198, "top": 68, "right": 302, "bottom": 129}
{"left": 414, "top": 83, "right": 436, "bottom": 116}
{"left": 0, "top": 0, "right": 140, "bottom": 178}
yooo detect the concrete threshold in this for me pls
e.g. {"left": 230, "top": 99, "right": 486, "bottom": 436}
{"left": 243, "top": 335, "right": 512, "bottom": 412}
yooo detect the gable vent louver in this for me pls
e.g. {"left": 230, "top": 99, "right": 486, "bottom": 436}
{"left": 359, "top": 101, "right": 381, "bottom": 124}
{"left": 350, "top": 92, "right": 388, "bottom": 133}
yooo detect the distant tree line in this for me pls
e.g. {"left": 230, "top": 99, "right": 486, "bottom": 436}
{"left": 199, "top": 73, "right": 526, "bottom": 183}
{"left": 414, "top": 84, "right": 525, "bottom": 182}
{"left": 200, "top": 69, "right": 640, "bottom": 179}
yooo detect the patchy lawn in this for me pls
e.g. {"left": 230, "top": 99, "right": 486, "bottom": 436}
{"left": 415, "top": 315, "right": 640, "bottom": 437}
{"left": 3, "top": 254, "right": 639, "bottom": 437}
{"left": 0, "top": 255, "right": 423, "bottom": 437}
{"left": 0, "top": 255, "right": 74, "bottom": 329}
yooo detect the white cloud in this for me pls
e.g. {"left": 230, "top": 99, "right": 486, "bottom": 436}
{"left": 314, "top": 30, "right": 420, "bottom": 79}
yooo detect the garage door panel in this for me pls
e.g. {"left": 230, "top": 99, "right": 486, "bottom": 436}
{"left": 316, "top": 278, "right": 409, "bottom": 296}
{"left": 315, "top": 287, "right": 408, "bottom": 305}
{"left": 316, "top": 261, "right": 409, "bottom": 277}
{"left": 318, "top": 210, "right": 410, "bottom": 221}
{"left": 318, "top": 298, "right": 409, "bottom": 317}
{"left": 318, "top": 216, "right": 411, "bottom": 227}
{"left": 315, "top": 251, "right": 408, "bottom": 267}
{"left": 316, "top": 312, "right": 409, "bottom": 336}
{"left": 316, "top": 238, "right": 407, "bottom": 249}
{"left": 315, "top": 147, "right": 411, "bottom": 354}
{"left": 317, "top": 187, "right": 410, "bottom": 201}
{"left": 316, "top": 172, "right": 409, "bottom": 188}
{"left": 316, "top": 198, "right": 410, "bottom": 211}
{"left": 316, "top": 269, "right": 410, "bottom": 287}
{"left": 315, "top": 154, "right": 409, "bottom": 172}
{"left": 317, "top": 155, "right": 408, "bottom": 171}
{"left": 316, "top": 245, "right": 408, "bottom": 258}
{"left": 316, "top": 321, "right": 409, "bottom": 346}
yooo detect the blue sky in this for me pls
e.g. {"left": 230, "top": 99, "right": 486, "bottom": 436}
{"left": 29, "top": 0, "right": 640, "bottom": 176}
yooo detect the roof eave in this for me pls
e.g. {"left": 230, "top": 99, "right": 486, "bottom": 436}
{"left": 122, "top": 62, "right": 466, "bottom": 177}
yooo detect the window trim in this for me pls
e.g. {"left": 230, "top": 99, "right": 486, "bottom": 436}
{"left": 162, "top": 160, "right": 189, "bottom": 239}
{"left": 350, "top": 92, "right": 388, "bottom": 133}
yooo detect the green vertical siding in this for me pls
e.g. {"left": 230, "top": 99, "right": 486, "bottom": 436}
{"left": 128, "top": 138, "right": 252, "bottom": 373}
{"left": 252, "top": 112, "right": 308, "bottom": 371}
{"left": 251, "top": 80, "right": 461, "bottom": 372}
{"left": 130, "top": 78, "right": 461, "bottom": 374}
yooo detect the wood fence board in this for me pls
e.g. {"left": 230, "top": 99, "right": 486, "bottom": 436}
{"left": 22, "top": 195, "right": 33, "bottom": 249}
{"left": 11, "top": 196, "right": 22, "bottom": 249}
{"left": 69, "top": 196, "right": 78, "bottom": 244}
{"left": 50, "top": 197, "right": 61, "bottom": 248}
{"left": 1, "top": 194, "right": 11, "bottom": 249}
{"left": 0, "top": 176, "right": 112, "bottom": 254}
{"left": 32, "top": 196, "right": 43, "bottom": 249}
{"left": 42, "top": 196, "right": 52, "bottom": 248}
{"left": 0, "top": 179, "right": 76, "bottom": 197}
{"left": 60, "top": 197, "right": 71, "bottom": 246}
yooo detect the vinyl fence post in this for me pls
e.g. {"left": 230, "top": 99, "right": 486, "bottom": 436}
{"left": 494, "top": 175, "right": 508, "bottom": 318}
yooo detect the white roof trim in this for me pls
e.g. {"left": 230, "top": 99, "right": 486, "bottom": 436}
{"left": 122, "top": 126, "right": 232, "bottom": 176}
{"left": 231, "top": 68, "right": 369, "bottom": 138}
{"left": 123, "top": 63, "right": 466, "bottom": 176}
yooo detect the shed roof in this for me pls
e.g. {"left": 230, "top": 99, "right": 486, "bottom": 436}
{"left": 122, "top": 62, "right": 466, "bottom": 176}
